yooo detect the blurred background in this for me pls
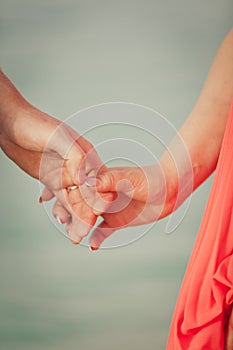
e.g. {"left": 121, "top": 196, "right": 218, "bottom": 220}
{"left": 0, "top": 1, "right": 232, "bottom": 349}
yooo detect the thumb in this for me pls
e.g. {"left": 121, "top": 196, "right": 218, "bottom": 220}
{"left": 85, "top": 168, "right": 135, "bottom": 193}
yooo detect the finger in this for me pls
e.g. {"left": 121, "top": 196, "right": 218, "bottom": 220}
{"left": 89, "top": 221, "right": 117, "bottom": 250}
{"left": 64, "top": 213, "right": 83, "bottom": 245}
{"left": 66, "top": 127, "right": 93, "bottom": 154}
{"left": 65, "top": 135, "right": 103, "bottom": 185}
{"left": 92, "top": 192, "right": 115, "bottom": 215}
{"left": 49, "top": 123, "right": 106, "bottom": 188}
{"left": 83, "top": 143, "right": 106, "bottom": 175}
{"left": 86, "top": 174, "right": 133, "bottom": 214}
{"left": 67, "top": 127, "right": 105, "bottom": 172}
{"left": 85, "top": 168, "right": 135, "bottom": 193}
{"left": 65, "top": 142, "right": 86, "bottom": 185}
{"left": 57, "top": 188, "right": 97, "bottom": 245}
{"left": 69, "top": 215, "right": 96, "bottom": 244}
{"left": 85, "top": 166, "right": 162, "bottom": 203}
{"left": 53, "top": 200, "right": 71, "bottom": 224}
{"left": 47, "top": 124, "right": 86, "bottom": 185}
{"left": 67, "top": 186, "right": 97, "bottom": 243}
{"left": 79, "top": 180, "right": 115, "bottom": 215}
{"left": 65, "top": 222, "right": 80, "bottom": 245}
{"left": 39, "top": 186, "right": 54, "bottom": 203}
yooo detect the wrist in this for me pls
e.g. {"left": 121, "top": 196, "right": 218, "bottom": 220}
{"left": 157, "top": 149, "right": 195, "bottom": 220}
{"left": 142, "top": 163, "right": 177, "bottom": 220}
{"left": 0, "top": 105, "right": 56, "bottom": 155}
{"left": 155, "top": 158, "right": 179, "bottom": 220}
{"left": 12, "top": 105, "right": 60, "bottom": 152}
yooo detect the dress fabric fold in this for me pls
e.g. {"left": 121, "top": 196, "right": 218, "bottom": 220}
{"left": 166, "top": 100, "right": 233, "bottom": 350}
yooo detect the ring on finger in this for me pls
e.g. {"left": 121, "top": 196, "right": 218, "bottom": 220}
{"left": 66, "top": 185, "right": 79, "bottom": 193}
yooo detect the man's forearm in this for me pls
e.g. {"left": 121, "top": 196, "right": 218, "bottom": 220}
{"left": 0, "top": 69, "right": 61, "bottom": 153}
{"left": 0, "top": 69, "right": 28, "bottom": 136}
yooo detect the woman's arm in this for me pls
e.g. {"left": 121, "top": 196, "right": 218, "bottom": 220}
{"left": 55, "top": 28, "right": 233, "bottom": 248}
{"left": 159, "top": 27, "right": 233, "bottom": 217}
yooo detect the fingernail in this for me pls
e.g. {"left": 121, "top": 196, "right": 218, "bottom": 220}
{"left": 85, "top": 177, "right": 100, "bottom": 187}
{"left": 56, "top": 216, "right": 62, "bottom": 225}
{"left": 71, "top": 239, "right": 79, "bottom": 245}
{"left": 89, "top": 246, "right": 99, "bottom": 251}
{"left": 38, "top": 196, "right": 43, "bottom": 203}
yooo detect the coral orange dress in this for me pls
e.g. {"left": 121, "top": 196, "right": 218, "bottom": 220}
{"left": 167, "top": 100, "right": 233, "bottom": 350}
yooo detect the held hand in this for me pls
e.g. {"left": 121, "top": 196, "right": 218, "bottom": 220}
{"left": 52, "top": 182, "right": 114, "bottom": 244}
{"left": 53, "top": 164, "right": 167, "bottom": 248}
{"left": 0, "top": 110, "right": 114, "bottom": 241}
{"left": 0, "top": 125, "right": 114, "bottom": 241}
{"left": 0, "top": 117, "right": 103, "bottom": 192}
{"left": 87, "top": 165, "right": 166, "bottom": 249}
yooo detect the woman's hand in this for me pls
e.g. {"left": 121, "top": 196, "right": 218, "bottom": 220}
{"left": 87, "top": 165, "right": 167, "bottom": 249}
{"left": 52, "top": 164, "right": 168, "bottom": 247}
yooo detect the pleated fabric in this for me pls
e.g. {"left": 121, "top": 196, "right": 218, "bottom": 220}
{"left": 167, "top": 100, "right": 233, "bottom": 350}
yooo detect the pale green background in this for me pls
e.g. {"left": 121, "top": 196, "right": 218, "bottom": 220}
{"left": 0, "top": 1, "right": 232, "bottom": 349}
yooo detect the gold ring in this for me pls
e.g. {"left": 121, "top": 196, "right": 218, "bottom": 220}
{"left": 66, "top": 185, "right": 79, "bottom": 193}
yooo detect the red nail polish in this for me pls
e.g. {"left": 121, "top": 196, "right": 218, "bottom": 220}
{"left": 39, "top": 196, "right": 43, "bottom": 203}
{"left": 90, "top": 246, "right": 99, "bottom": 251}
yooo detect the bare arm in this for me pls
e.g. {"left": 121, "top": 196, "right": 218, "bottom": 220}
{"left": 0, "top": 69, "right": 89, "bottom": 187}
{"left": 160, "top": 28, "right": 233, "bottom": 217}
{"left": 46, "top": 28, "right": 233, "bottom": 253}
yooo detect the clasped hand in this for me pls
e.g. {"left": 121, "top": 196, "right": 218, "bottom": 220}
{"left": 40, "top": 135, "right": 167, "bottom": 250}
{"left": 0, "top": 70, "right": 167, "bottom": 250}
